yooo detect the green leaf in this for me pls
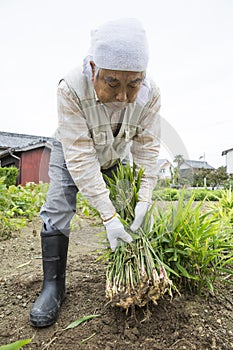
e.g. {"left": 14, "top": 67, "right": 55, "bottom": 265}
{"left": 0, "top": 338, "right": 32, "bottom": 350}
{"left": 64, "top": 314, "right": 101, "bottom": 330}
{"left": 175, "top": 262, "right": 198, "bottom": 280}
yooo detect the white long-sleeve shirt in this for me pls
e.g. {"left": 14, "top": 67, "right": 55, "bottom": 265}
{"left": 55, "top": 67, "right": 161, "bottom": 220}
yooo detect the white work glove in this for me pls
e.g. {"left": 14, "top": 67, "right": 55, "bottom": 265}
{"left": 104, "top": 216, "right": 133, "bottom": 251}
{"left": 130, "top": 201, "right": 150, "bottom": 232}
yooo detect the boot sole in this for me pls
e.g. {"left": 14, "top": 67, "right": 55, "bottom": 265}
{"left": 30, "top": 315, "right": 57, "bottom": 328}
{"left": 29, "top": 295, "right": 66, "bottom": 328}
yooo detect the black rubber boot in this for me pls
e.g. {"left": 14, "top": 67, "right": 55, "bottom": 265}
{"left": 29, "top": 230, "right": 69, "bottom": 327}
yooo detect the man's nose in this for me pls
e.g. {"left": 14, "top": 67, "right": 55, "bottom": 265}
{"left": 116, "top": 89, "right": 127, "bottom": 102}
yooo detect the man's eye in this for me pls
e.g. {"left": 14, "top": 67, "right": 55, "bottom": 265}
{"left": 129, "top": 83, "right": 139, "bottom": 88}
{"left": 129, "top": 80, "right": 143, "bottom": 88}
{"left": 108, "top": 83, "right": 119, "bottom": 88}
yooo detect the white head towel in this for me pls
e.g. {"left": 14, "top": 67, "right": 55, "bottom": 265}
{"left": 83, "top": 18, "right": 149, "bottom": 75}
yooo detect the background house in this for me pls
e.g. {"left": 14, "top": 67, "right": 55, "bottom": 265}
{"left": 157, "top": 159, "right": 173, "bottom": 179}
{"left": 222, "top": 148, "right": 233, "bottom": 174}
{"left": 179, "top": 159, "right": 215, "bottom": 173}
{"left": 0, "top": 131, "right": 52, "bottom": 185}
{"left": 177, "top": 159, "right": 215, "bottom": 186}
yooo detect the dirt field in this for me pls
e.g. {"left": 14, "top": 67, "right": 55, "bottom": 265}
{"left": 0, "top": 216, "right": 233, "bottom": 350}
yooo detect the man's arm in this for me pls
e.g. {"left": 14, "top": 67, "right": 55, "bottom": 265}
{"left": 131, "top": 88, "right": 161, "bottom": 203}
{"left": 56, "top": 80, "right": 116, "bottom": 221}
{"left": 129, "top": 87, "right": 161, "bottom": 232}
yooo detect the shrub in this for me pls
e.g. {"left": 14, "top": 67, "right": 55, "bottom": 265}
{"left": 0, "top": 167, "right": 18, "bottom": 186}
{"left": 191, "top": 189, "right": 222, "bottom": 201}
{"left": 0, "top": 180, "right": 48, "bottom": 240}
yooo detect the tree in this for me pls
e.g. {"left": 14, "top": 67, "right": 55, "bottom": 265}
{"left": 173, "top": 155, "right": 185, "bottom": 185}
{"left": 193, "top": 168, "right": 209, "bottom": 187}
{"left": 193, "top": 166, "right": 229, "bottom": 188}
{"left": 173, "top": 154, "right": 184, "bottom": 168}
{"left": 207, "top": 166, "right": 228, "bottom": 189}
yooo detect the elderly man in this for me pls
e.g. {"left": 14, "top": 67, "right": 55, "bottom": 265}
{"left": 29, "top": 18, "right": 161, "bottom": 327}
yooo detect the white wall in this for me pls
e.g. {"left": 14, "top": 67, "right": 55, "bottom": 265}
{"left": 226, "top": 150, "right": 233, "bottom": 174}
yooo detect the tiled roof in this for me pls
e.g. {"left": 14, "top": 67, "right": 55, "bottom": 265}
{"left": 0, "top": 131, "right": 52, "bottom": 151}
{"left": 181, "top": 159, "right": 214, "bottom": 170}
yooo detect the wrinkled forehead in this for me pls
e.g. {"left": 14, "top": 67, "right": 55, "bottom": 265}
{"left": 98, "top": 68, "right": 145, "bottom": 82}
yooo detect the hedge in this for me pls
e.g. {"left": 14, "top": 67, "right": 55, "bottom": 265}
{"left": 152, "top": 188, "right": 223, "bottom": 201}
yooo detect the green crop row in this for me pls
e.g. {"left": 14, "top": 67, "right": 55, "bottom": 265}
{"left": 0, "top": 178, "right": 48, "bottom": 240}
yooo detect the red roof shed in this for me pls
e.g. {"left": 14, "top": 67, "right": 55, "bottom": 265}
{"left": 0, "top": 131, "right": 52, "bottom": 185}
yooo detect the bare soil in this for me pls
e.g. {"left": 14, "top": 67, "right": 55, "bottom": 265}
{"left": 0, "top": 216, "right": 233, "bottom": 350}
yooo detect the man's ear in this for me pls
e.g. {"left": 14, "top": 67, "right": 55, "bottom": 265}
{"left": 90, "top": 61, "right": 95, "bottom": 81}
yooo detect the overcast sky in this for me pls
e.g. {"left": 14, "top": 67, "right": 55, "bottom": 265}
{"left": 0, "top": 0, "right": 232, "bottom": 168}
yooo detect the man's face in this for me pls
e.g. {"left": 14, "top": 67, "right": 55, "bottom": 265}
{"left": 91, "top": 63, "right": 145, "bottom": 104}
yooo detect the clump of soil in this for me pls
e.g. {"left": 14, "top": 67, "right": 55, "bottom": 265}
{"left": 0, "top": 216, "right": 233, "bottom": 349}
